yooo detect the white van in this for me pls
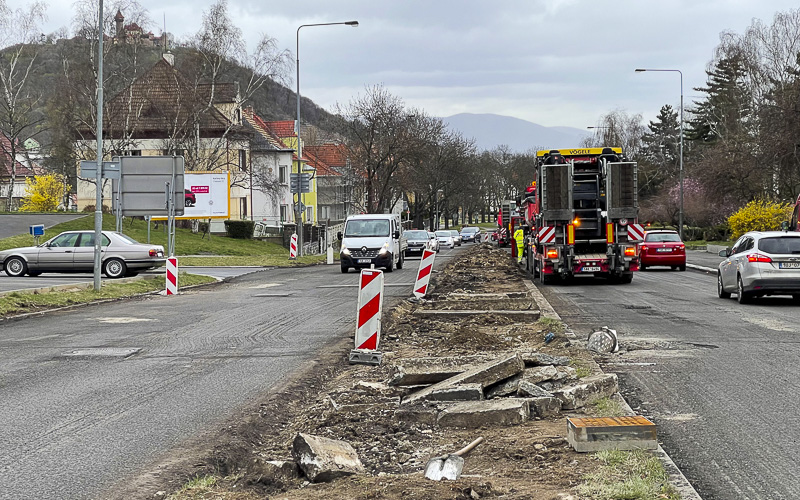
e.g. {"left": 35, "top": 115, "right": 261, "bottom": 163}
{"left": 338, "top": 214, "right": 408, "bottom": 273}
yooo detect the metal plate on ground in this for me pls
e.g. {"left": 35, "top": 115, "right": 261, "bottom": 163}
{"left": 61, "top": 347, "right": 142, "bottom": 358}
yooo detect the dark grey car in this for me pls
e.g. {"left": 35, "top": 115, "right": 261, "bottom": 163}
{"left": 0, "top": 230, "right": 166, "bottom": 279}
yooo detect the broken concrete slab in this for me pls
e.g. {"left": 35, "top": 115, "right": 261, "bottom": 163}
{"left": 520, "top": 352, "right": 571, "bottom": 366}
{"left": 437, "top": 399, "right": 529, "bottom": 428}
{"left": 552, "top": 373, "right": 619, "bottom": 410}
{"left": 393, "top": 405, "right": 440, "bottom": 426}
{"left": 424, "top": 383, "right": 484, "bottom": 402}
{"left": 517, "top": 380, "right": 553, "bottom": 398}
{"left": 522, "top": 365, "right": 559, "bottom": 384}
{"left": 413, "top": 309, "right": 541, "bottom": 322}
{"left": 526, "top": 396, "right": 562, "bottom": 418}
{"left": 402, "top": 353, "right": 525, "bottom": 406}
{"left": 291, "top": 433, "right": 365, "bottom": 482}
{"left": 353, "top": 381, "right": 409, "bottom": 398}
{"left": 485, "top": 374, "right": 521, "bottom": 399}
{"left": 432, "top": 292, "right": 535, "bottom": 311}
{"left": 567, "top": 416, "right": 657, "bottom": 452}
{"left": 554, "top": 365, "right": 577, "bottom": 381}
{"left": 388, "top": 355, "right": 491, "bottom": 386}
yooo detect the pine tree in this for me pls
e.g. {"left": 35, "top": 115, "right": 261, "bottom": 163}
{"left": 638, "top": 105, "right": 679, "bottom": 197}
{"left": 686, "top": 55, "right": 752, "bottom": 144}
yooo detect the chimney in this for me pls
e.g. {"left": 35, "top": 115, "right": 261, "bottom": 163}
{"left": 162, "top": 51, "right": 174, "bottom": 66}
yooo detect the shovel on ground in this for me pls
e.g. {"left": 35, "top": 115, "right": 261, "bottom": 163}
{"left": 424, "top": 436, "right": 485, "bottom": 481}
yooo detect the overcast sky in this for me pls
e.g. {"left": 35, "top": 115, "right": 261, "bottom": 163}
{"left": 35, "top": 0, "right": 800, "bottom": 129}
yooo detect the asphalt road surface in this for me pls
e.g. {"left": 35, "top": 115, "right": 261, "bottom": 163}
{"left": 0, "top": 267, "right": 264, "bottom": 295}
{"left": 538, "top": 267, "right": 800, "bottom": 500}
{"left": 0, "top": 245, "right": 462, "bottom": 499}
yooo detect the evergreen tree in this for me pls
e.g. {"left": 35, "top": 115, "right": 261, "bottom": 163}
{"left": 686, "top": 55, "right": 752, "bottom": 144}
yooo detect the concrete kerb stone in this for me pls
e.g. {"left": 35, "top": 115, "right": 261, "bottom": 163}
{"left": 552, "top": 373, "right": 619, "bottom": 410}
{"left": 401, "top": 353, "right": 525, "bottom": 406}
{"left": 437, "top": 398, "right": 529, "bottom": 428}
{"left": 291, "top": 433, "right": 365, "bottom": 483}
{"left": 388, "top": 355, "right": 492, "bottom": 386}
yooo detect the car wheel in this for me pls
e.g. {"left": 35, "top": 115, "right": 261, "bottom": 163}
{"left": 397, "top": 252, "right": 404, "bottom": 270}
{"left": 185, "top": 199, "right": 191, "bottom": 207}
{"left": 679, "top": 264, "right": 686, "bottom": 271}
{"left": 717, "top": 272, "right": 731, "bottom": 299}
{"left": 4, "top": 256, "right": 28, "bottom": 277}
{"left": 341, "top": 266, "right": 349, "bottom": 274}
{"left": 737, "top": 275, "right": 752, "bottom": 304}
{"left": 103, "top": 258, "right": 127, "bottom": 279}
{"left": 125, "top": 270, "right": 139, "bottom": 277}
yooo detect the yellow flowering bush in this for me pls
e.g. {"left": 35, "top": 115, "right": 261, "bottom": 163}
{"left": 19, "top": 174, "right": 65, "bottom": 212}
{"left": 727, "top": 200, "right": 792, "bottom": 239}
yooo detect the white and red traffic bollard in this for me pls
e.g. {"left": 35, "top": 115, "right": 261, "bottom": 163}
{"left": 413, "top": 249, "right": 436, "bottom": 299}
{"left": 166, "top": 257, "right": 178, "bottom": 295}
{"left": 349, "top": 268, "right": 384, "bottom": 365}
{"left": 289, "top": 233, "right": 298, "bottom": 259}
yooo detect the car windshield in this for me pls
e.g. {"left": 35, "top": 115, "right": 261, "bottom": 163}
{"left": 462, "top": 227, "right": 478, "bottom": 234}
{"left": 405, "top": 230, "right": 428, "bottom": 239}
{"left": 344, "top": 219, "right": 390, "bottom": 237}
{"left": 645, "top": 233, "right": 681, "bottom": 242}
{"left": 435, "top": 231, "right": 450, "bottom": 237}
{"left": 758, "top": 236, "right": 800, "bottom": 254}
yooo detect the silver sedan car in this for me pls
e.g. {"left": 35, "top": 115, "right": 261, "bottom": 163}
{"left": 0, "top": 230, "right": 166, "bottom": 279}
{"left": 718, "top": 231, "right": 800, "bottom": 303}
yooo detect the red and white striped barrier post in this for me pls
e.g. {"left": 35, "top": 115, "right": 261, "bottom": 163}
{"left": 289, "top": 233, "right": 298, "bottom": 259}
{"left": 166, "top": 257, "right": 178, "bottom": 295}
{"left": 627, "top": 223, "right": 645, "bottom": 242}
{"left": 413, "top": 249, "right": 436, "bottom": 299}
{"left": 349, "top": 268, "right": 384, "bottom": 366}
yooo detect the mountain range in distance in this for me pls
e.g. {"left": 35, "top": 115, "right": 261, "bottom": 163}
{"left": 441, "top": 113, "right": 590, "bottom": 153}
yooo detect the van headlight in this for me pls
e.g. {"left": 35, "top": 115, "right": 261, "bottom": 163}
{"left": 378, "top": 243, "right": 390, "bottom": 255}
{"left": 341, "top": 247, "right": 351, "bottom": 256}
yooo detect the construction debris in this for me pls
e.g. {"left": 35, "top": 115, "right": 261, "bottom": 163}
{"left": 437, "top": 399, "right": 530, "bottom": 428}
{"left": 291, "top": 433, "right": 365, "bottom": 482}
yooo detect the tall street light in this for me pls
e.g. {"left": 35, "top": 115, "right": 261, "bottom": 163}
{"left": 635, "top": 68, "right": 684, "bottom": 240}
{"left": 295, "top": 20, "right": 358, "bottom": 257}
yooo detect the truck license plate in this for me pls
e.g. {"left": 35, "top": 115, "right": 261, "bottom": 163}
{"left": 779, "top": 262, "right": 800, "bottom": 269}
{"left": 581, "top": 266, "right": 601, "bottom": 272}
{"left": 357, "top": 259, "right": 372, "bottom": 264}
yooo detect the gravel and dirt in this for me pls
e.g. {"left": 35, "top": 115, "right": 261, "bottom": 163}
{"left": 118, "top": 244, "right": 659, "bottom": 500}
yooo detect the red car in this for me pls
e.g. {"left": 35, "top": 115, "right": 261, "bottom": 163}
{"left": 638, "top": 230, "right": 686, "bottom": 271}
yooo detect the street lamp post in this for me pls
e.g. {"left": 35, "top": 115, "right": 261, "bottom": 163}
{"left": 635, "top": 68, "right": 684, "bottom": 240}
{"left": 295, "top": 20, "right": 358, "bottom": 257}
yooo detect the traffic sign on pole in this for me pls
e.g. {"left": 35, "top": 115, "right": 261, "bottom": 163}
{"left": 349, "top": 268, "right": 384, "bottom": 366}
{"left": 413, "top": 249, "right": 436, "bottom": 298}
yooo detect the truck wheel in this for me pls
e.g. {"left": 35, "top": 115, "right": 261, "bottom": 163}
{"left": 618, "top": 273, "right": 633, "bottom": 284}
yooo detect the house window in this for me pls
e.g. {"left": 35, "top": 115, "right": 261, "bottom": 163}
{"left": 279, "top": 165, "right": 288, "bottom": 184}
{"left": 239, "top": 150, "right": 247, "bottom": 171}
{"left": 320, "top": 206, "right": 329, "bottom": 220}
{"left": 240, "top": 197, "right": 248, "bottom": 219}
{"left": 306, "top": 206, "right": 313, "bottom": 223}
{"left": 125, "top": 150, "right": 142, "bottom": 156}
{"left": 280, "top": 204, "right": 289, "bottom": 222}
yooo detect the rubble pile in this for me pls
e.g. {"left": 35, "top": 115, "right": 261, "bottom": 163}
{"left": 226, "top": 245, "right": 621, "bottom": 499}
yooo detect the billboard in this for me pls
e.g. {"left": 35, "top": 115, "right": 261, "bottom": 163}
{"left": 155, "top": 171, "right": 230, "bottom": 220}
{"left": 114, "top": 156, "right": 185, "bottom": 217}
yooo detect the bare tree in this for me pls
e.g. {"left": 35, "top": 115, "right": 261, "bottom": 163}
{"left": 0, "top": 0, "right": 46, "bottom": 209}
{"left": 336, "top": 85, "right": 417, "bottom": 213}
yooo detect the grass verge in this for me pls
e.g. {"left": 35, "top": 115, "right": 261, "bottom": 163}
{"left": 0, "top": 272, "right": 216, "bottom": 318}
{"left": 0, "top": 215, "right": 291, "bottom": 259}
{"left": 579, "top": 449, "right": 681, "bottom": 500}
{"left": 536, "top": 316, "right": 565, "bottom": 333}
{"left": 180, "top": 254, "right": 326, "bottom": 267}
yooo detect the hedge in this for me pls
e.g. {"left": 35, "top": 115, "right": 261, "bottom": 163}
{"left": 223, "top": 220, "right": 255, "bottom": 239}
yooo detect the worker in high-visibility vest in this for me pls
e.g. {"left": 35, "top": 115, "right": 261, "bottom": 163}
{"left": 514, "top": 227, "right": 524, "bottom": 263}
